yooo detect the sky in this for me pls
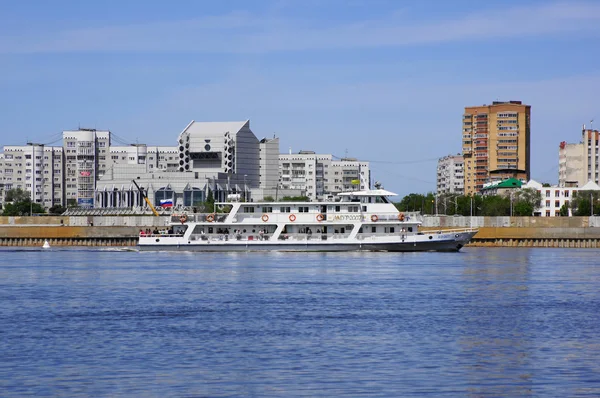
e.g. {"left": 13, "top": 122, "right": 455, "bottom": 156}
{"left": 1, "top": 0, "right": 599, "bottom": 197}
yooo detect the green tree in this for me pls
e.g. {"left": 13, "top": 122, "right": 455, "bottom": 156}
{"left": 5, "top": 188, "right": 30, "bottom": 202}
{"left": 281, "top": 196, "right": 310, "bottom": 202}
{"left": 570, "top": 190, "right": 599, "bottom": 216}
{"left": 395, "top": 193, "right": 426, "bottom": 212}
{"left": 2, "top": 188, "right": 46, "bottom": 216}
{"left": 512, "top": 188, "right": 542, "bottom": 216}
{"left": 480, "top": 195, "right": 510, "bottom": 216}
{"left": 559, "top": 203, "right": 569, "bottom": 216}
{"left": 48, "top": 205, "right": 66, "bottom": 215}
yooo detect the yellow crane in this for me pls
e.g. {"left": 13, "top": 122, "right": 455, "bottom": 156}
{"left": 132, "top": 180, "right": 159, "bottom": 217}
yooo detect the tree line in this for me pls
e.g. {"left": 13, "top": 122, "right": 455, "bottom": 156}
{"left": 394, "top": 189, "right": 600, "bottom": 217}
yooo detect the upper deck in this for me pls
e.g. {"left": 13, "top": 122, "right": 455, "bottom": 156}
{"left": 171, "top": 189, "right": 421, "bottom": 225}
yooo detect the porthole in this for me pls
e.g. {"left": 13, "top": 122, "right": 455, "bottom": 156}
{"left": 205, "top": 144, "right": 211, "bottom": 151}
{"left": 155, "top": 238, "right": 160, "bottom": 242}
{"left": 429, "top": 236, "right": 433, "bottom": 240}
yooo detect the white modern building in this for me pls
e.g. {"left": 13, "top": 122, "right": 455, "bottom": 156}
{"left": 95, "top": 120, "right": 265, "bottom": 208}
{"left": 558, "top": 125, "right": 600, "bottom": 188}
{"left": 524, "top": 179, "right": 600, "bottom": 217}
{"left": 278, "top": 151, "right": 370, "bottom": 200}
{"left": 436, "top": 154, "right": 464, "bottom": 195}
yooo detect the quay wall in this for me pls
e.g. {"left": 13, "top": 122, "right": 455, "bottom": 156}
{"left": 1, "top": 216, "right": 600, "bottom": 248}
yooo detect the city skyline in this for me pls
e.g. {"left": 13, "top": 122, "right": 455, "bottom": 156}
{"left": 1, "top": 0, "right": 599, "bottom": 197}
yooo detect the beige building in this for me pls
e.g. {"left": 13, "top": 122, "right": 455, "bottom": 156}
{"left": 462, "top": 101, "right": 531, "bottom": 195}
{"left": 558, "top": 126, "right": 600, "bottom": 187}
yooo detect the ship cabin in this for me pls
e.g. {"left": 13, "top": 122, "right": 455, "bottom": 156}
{"left": 168, "top": 189, "right": 420, "bottom": 243}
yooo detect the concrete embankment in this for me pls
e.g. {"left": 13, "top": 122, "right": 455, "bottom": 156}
{"left": 1, "top": 215, "right": 600, "bottom": 248}
{"left": 421, "top": 215, "right": 600, "bottom": 248}
{"left": 0, "top": 215, "right": 168, "bottom": 247}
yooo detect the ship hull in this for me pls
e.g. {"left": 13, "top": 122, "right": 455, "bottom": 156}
{"left": 138, "top": 232, "right": 476, "bottom": 253}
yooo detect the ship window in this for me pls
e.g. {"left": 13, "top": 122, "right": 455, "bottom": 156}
{"left": 280, "top": 206, "right": 291, "bottom": 213}
{"left": 358, "top": 227, "right": 363, "bottom": 233}
{"left": 390, "top": 227, "right": 395, "bottom": 233}
{"left": 371, "top": 227, "right": 376, "bottom": 233}
{"left": 335, "top": 206, "right": 340, "bottom": 212}
{"left": 298, "top": 206, "right": 309, "bottom": 213}
{"left": 262, "top": 206, "right": 272, "bottom": 213}
{"left": 243, "top": 206, "right": 255, "bottom": 213}
{"left": 208, "top": 227, "right": 213, "bottom": 234}
{"left": 362, "top": 206, "right": 367, "bottom": 212}
{"left": 408, "top": 227, "right": 413, "bottom": 232}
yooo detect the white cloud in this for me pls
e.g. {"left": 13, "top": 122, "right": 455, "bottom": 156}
{"left": 1, "top": 2, "right": 599, "bottom": 54}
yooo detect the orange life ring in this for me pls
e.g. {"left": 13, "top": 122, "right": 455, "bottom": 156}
{"left": 289, "top": 214, "right": 296, "bottom": 222}
{"left": 262, "top": 214, "right": 269, "bottom": 222}
{"left": 371, "top": 214, "right": 378, "bottom": 222}
{"left": 398, "top": 212, "right": 405, "bottom": 221}
{"left": 206, "top": 213, "right": 215, "bottom": 222}
{"left": 316, "top": 213, "right": 325, "bottom": 222}
{"left": 180, "top": 214, "right": 188, "bottom": 224}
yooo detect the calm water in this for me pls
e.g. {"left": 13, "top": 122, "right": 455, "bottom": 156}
{"left": 1, "top": 248, "right": 599, "bottom": 397}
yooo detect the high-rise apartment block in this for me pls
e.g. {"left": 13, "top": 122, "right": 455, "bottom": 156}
{"left": 0, "top": 144, "right": 65, "bottom": 208}
{"left": 462, "top": 101, "right": 531, "bottom": 195}
{"left": 278, "top": 152, "right": 370, "bottom": 200}
{"left": 558, "top": 126, "right": 599, "bottom": 187}
{"left": 436, "top": 154, "right": 464, "bottom": 195}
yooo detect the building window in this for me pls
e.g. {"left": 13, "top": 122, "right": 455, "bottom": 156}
{"left": 546, "top": 200, "right": 550, "bottom": 207}
{"left": 555, "top": 201, "right": 560, "bottom": 207}
{"left": 555, "top": 191, "right": 560, "bottom": 197}
{"left": 545, "top": 190, "right": 550, "bottom": 198}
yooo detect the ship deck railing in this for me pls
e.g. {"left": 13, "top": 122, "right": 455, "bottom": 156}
{"left": 171, "top": 212, "right": 423, "bottom": 224}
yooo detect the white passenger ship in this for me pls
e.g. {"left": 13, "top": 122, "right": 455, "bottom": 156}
{"left": 138, "top": 189, "right": 477, "bottom": 252}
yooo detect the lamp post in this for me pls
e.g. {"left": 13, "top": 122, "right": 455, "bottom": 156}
{"left": 244, "top": 174, "right": 247, "bottom": 202}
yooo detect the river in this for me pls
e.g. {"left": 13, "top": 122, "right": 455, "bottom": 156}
{"left": 1, "top": 247, "right": 599, "bottom": 396}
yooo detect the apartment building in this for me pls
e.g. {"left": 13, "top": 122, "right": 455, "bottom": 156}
{"left": 436, "top": 154, "right": 464, "bottom": 195}
{"left": 278, "top": 151, "right": 370, "bottom": 200}
{"left": 0, "top": 144, "right": 65, "bottom": 209}
{"left": 62, "top": 129, "right": 111, "bottom": 207}
{"left": 462, "top": 101, "right": 531, "bottom": 195}
{"left": 558, "top": 126, "right": 600, "bottom": 187}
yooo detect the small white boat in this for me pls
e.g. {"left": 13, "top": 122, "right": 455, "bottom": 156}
{"left": 42, "top": 240, "right": 51, "bottom": 249}
{"left": 138, "top": 189, "right": 478, "bottom": 252}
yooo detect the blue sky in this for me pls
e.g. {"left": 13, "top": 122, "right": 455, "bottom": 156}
{"left": 1, "top": 0, "right": 600, "bottom": 197}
